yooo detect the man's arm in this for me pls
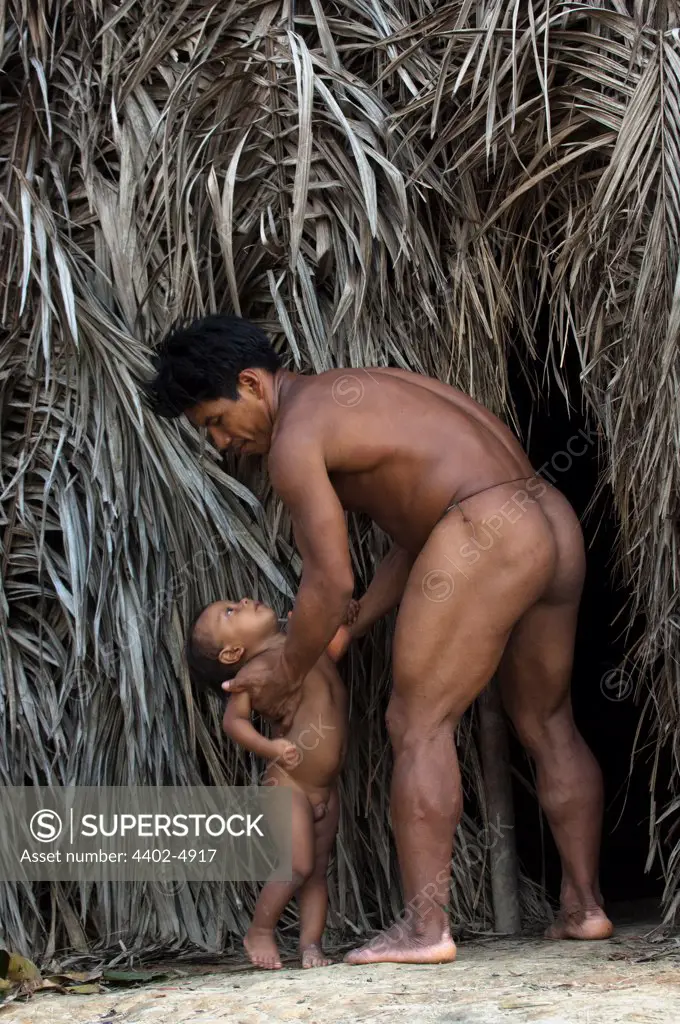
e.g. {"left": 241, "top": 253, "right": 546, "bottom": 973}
{"left": 270, "top": 441, "right": 354, "bottom": 682}
{"left": 326, "top": 544, "right": 413, "bottom": 661}
{"left": 350, "top": 543, "right": 413, "bottom": 638}
{"left": 222, "top": 692, "right": 295, "bottom": 761}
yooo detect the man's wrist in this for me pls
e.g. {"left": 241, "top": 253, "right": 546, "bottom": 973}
{"left": 279, "top": 647, "right": 299, "bottom": 686}
{"left": 350, "top": 603, "right": 370, "bottom": 639}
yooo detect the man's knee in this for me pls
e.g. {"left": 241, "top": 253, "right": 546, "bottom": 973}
{"left": 385, "top": 696, "right": 456, "bottom": 753}
{"left": 385, "top": 696, "right": 425, "bottom": 750}
{"left": 512, "top": 703, "right": 574, "bottom": 759}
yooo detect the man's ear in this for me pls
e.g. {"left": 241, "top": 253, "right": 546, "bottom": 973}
{"left": 238, "top": 368, "right": 265, "bottom": 399}
{"left": 218, "top": 644, "right": 245, "bottom": 666}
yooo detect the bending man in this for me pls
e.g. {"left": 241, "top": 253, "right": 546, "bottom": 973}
{"left": 147, "top": 314, "right": 613, "bottom": 964}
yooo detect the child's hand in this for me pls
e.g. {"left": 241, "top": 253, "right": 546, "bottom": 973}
{"left": 326, "top": 599, "right": 361, "bottom": 661}
{"left": 270, "top": 738, "right": 302, "bottom": 769}
{"left": 326, "top": 624, "right": 352, "bottom": 663}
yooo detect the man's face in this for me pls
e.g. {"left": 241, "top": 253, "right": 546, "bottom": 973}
{"left": 186, "top": 372, "right": 272, "bottom": 456}
{"left": 197, "top": 599, "right": 279, "bottom": 667}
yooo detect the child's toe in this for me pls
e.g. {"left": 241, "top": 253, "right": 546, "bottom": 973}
{"left": 301, "top": 944, "right": 332, "bottom": 968}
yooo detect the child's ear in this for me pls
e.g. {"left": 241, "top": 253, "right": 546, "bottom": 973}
{"left": 218, "top": 645, "right": 244, "bottom": 666}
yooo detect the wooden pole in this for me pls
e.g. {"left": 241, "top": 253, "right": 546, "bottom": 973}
{"left": 478, "top": 678, "right": 521, "bottom": 934}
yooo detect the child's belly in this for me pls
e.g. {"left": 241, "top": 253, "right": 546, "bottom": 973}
{"left": 285, "top": 714, "right": 345, "bottom": 787}
{"left": 262, "top": 763, "right": 332, "bottom": 823}
{"left": 273, "top": 697, "right": 346, "bottom": 790}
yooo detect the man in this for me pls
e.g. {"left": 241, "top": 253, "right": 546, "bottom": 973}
{"left": 147, "top": 313, "right": 613, "bottom": 964}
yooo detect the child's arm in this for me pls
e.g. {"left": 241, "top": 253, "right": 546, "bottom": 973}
{"left": 222, "top": 692, "right": 299, "bottom": 764}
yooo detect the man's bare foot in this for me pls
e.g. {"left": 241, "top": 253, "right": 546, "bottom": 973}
{"left": 545, "top": 906, "right": 614, "bottom": 941}
{"left": 301, "top": 943, "right": 332, "bottom": 968}
{"left": 344, "top": 926, "right": 457, "bottom": 966}
{"left": 244, "top": 927, "right": 282, "bottom": 969}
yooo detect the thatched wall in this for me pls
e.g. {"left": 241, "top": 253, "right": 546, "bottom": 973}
{"left": 1, "top": 1, "right": 678, "bottom": 957}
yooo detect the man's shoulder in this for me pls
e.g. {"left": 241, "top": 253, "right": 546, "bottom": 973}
{"left": 269, "top": 373, "right": 337, "bottom": 457}
{"left": 279, "top": 368, "right": 352, "bottom": 410}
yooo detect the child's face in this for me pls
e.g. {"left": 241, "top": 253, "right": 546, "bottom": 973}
{"left": 198, "top": 599, "right": 279, "bottom": 667}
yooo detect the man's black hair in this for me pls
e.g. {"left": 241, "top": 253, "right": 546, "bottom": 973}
{"left": 185, "top": 608, "right": 240, "bottom": 698}
{"left": 146, "top": 314, "right": 282, "bottom": 418}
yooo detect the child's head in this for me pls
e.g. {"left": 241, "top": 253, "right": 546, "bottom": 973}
{"left": 186, "top": 598, "right": 280, "bottom": 697}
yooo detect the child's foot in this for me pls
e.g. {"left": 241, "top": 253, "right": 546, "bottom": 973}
{"left": 244, "top": 927, "right": 282, "bottom": 970}
{"left": 301, "top": 943, "right": 332, "bottom": 968}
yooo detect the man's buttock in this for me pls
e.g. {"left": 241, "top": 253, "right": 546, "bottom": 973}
{"left": 433, "top": 476, "right": 557, "bottom": 582}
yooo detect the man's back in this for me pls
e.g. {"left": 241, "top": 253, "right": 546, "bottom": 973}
{"left": 270, "top": 367, "right": 534, "bottom": 553}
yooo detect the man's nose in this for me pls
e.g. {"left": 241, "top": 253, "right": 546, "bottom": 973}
{"left": 208, "top": 427, "right": 231, "bottom": 451}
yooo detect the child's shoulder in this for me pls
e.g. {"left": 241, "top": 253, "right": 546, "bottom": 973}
{"left": 247, "top": 679, "right": 289, "bottom": 724}
{"left": 307, "top": 652, "right": 344, "bottom": 689}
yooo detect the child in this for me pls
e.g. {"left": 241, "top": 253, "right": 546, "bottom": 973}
{"left": 186, "top": 596, "right": 354, "bottom": 970}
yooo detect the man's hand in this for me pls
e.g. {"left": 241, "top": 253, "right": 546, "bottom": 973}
{"left": 222, "top": 648, "right": 302, "bottom": 729}
{"left": 295, "top": 598, "right": 357, "bottom": 626}
{"left": 344, "top": 598, "right": 360, "bottom": 626}
{"left": 269, "top": 738, "right": 302, "bottom": 769}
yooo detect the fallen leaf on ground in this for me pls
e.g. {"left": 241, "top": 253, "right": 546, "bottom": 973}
{"left": 44, "top": 972, "right": 91, "bottom": 985}
{"left": 7, "top": 955, "right": 41, "bottom": 987}
{"left": 102, "top": 969, "right": 177, "bottom": 984}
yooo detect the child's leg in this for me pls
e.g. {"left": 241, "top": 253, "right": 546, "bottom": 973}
{"left": 245, "top": 786, "right": 314, "bottom": 970}
{"left": 297, "top": 788, "right": 339, "bottom": 968}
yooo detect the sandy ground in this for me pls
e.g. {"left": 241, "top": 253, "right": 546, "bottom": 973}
{"left": 2, "top": 926, "right": 680, "bottom": 1024}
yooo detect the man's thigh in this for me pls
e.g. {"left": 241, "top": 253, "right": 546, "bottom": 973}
{"left": 499, "top": 597, "right": 580, "bottom": 738}
{"left": 391, "top": 509, "right": 552, "bottom": 727}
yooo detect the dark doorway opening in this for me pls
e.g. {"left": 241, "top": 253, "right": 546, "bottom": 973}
{"left": 506, "top": 334, "right": 667, "bottom": 918}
